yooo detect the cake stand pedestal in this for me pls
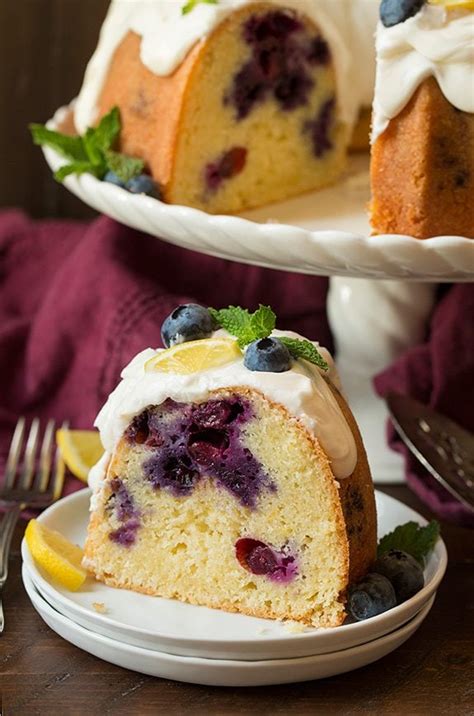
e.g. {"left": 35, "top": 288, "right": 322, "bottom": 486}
{"left": 327, "top": 279, "right": 437, "bottom": 483}
{"left": 42, "top": 110, "right": 474, "bottom": 485}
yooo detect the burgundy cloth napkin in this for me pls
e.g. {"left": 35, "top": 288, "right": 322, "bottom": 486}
{"left": 1, "top": 208, "right": 473, "bottom": 525}
{"left": 375, "top": 284, "right": 474, "bottom": 527}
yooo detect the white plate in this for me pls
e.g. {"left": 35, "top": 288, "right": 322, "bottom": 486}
{"left": 43, "top": 104, "right": 474, "bottom": 283}
{"left": 22, "top": 488, "right": 447, "bottom": 661}
{"left": 22, "top": 567, "right": 435, "bottom": 687}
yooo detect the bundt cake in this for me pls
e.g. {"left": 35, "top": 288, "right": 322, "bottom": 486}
{"left": 85, "top": 305, "right": 377, "bottom": 627}
{"left": 370, "top": 1, "right": 474, "bottom": 239}
{"left": 74, "top": 0, "right": 379, "bottom": 214}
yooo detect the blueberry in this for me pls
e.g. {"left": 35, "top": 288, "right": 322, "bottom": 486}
{"left": 187, "top": 428, "right": 229, "bottom": 467}
{"left": 236, "top": 538, "right": 278, "bottom": 576}
{"left": 380, "top": 0, "right": 425, "bottom": 28}
{"left": 244, "top": 337, "right": 291, "bottom": 373}
{"left": 126, "top": 173, "right": 161, "bottom": 198}
{"left": 161, "top": 304, "right": 214, "bottom": 348}
{"left": 373, "top": 549, "right": 424, "bottom": 603}
{"left": 104, "top": 170, "right": 125, "bottom": 187}
{"left": 348, "top": 573, "right": 397, "bottom": 621}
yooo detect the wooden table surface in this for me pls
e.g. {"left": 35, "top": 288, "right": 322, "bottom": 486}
{"left": 1, "top": 485, "right": 473, "bottom": 716}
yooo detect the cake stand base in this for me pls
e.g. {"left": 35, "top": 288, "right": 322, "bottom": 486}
{"left": 328, "top": 278, "right": 437, "bottom": 484}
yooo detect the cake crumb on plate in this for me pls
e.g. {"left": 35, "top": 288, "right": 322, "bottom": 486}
{"left": 92, "top": 601, "right": 108, "bottom": 614}
{"left": 282, "top": 620, "right": 310, "bottom": 634}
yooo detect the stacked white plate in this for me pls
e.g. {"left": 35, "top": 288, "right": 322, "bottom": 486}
{"left": 22, "top": 489, "right": 447, "bottom": 687}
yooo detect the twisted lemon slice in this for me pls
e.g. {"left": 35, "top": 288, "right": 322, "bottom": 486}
{"left": 145, "top": 338, "right": 241, "bottom": 374}
{"left": 56, "top": 429, "right": 104, "bottom": 482}
{"left": 25, "top": 519, "right": 87, "bottom": 590}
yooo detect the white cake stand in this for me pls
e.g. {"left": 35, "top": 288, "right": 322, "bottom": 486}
{"left": 43, "top": 104, "right": 474, "bottom": 484}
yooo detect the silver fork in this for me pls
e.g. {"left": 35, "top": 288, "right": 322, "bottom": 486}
{"left": 0, "top": 417, "right": 66, "bottom": 633}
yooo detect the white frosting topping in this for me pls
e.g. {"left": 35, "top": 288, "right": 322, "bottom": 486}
{"left": 372, "top": 5, "right": 474, "bottom": 142}
{"left": 75, "top": 0, "right": 379, "bottom": 134}
{"left": 89, "top": 330, "right": 357, "bottom": 508}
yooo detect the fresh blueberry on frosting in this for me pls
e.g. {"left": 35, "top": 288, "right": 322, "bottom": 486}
{"left": 244, "top": 337, "right": 292, "bottom": 373}
{"left": 380, "top": 0, "right": 426, "bottom": 28}
{"left": 161, "top": 304, "right": 215, "bottom": 347}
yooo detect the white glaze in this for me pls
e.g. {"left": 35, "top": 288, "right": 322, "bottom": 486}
{"left": 372, "top": 5, "right": 474, "bottom": 142}
{"left": 88, "top": 330, "right": 357, "bottom": 509}
{"left": 75, "top": 0, "right": 379, "bottom": 134}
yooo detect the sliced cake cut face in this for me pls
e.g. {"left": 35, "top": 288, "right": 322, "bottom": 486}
{"left": 84, "top": 389, "right": 354, "bottom": 627}
{"left": 170, "top": 4, "right": 347, "bottom": 214}
{"left": 94, "top": 3, "right": 349, "bottom": 214}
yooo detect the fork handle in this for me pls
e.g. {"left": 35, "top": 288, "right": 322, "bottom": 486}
{"left": 0, "top": 504, "right": 21, "bottom": 586}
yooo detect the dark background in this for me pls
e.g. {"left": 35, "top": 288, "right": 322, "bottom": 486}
{"left": 1, "top": 0, "right": 110, "bottom": 218}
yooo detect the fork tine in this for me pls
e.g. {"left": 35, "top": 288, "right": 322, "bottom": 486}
{"left": 4, "top": 418, "right": 26, "bottom": 489}
{"left": 18, "top": 418, "right": 40, "bottom": 490}
{"left": 50, "top": 421, "right": 68, "bottom": 500}
{"left": 0, "top": 505, "right": 21, "bottom": 582}
{"left": 34, "top": 419, "right": 55, "bottom": 493}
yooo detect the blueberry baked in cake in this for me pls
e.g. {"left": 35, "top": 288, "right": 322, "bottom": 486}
{"left": 72, "top": 0, "right": 379, "bottom": 214}
{"left": 84, "top": 305, "right": 377, "bottom": 628}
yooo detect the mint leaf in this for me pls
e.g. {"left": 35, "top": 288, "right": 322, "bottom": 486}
{"left": 377, "top": 520, "right": 440, "bottom": 564}
{"left": 182, "top": 0, "right": 218, "bottom": 15}
{"left": 279, "top": 337, "right": 329, "bottom": 371}
{"left": 92, "top": 106, "right": 121, "bottom": 153}
{"left": 250, "top": 305, "right": 276, "bottom": 340}
{"left": 29, "top": 124, "right": 87, "bottom": 162}
{"left": 83, "top": 127, "right": 106, "bottom": 167}
{"left": 54, "top": 161, "right": 98, "bottom": 182}
{"left": 105, "top": 149, "right": 144, "bottom": 183}
{"left": 209, "top": 306, "right": 255, "bottom": 348}
{"left": 210, "top": 305, "right": 276, "bottom": 348}
{"left": 82, "top": 107, "right": 120, "bottom": 169}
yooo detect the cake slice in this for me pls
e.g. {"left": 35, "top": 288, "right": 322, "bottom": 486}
{"left": 73, "top": 1, "right": 379, "bottom": 214}
{"left": 84, "top": 305, "right": 376, "bottom": 627}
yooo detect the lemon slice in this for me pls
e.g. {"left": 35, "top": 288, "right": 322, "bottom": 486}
{"left": 145, "top": 338, "right": 241, "bottom": 374}
{"left": 25, "top": 519, "right": 87, "bottom": 591}
{"left": 429, "top": 0, "right": 474, "bottom": 9}
{"left": 56, "top": 429, "right": 104, "bottom": 482}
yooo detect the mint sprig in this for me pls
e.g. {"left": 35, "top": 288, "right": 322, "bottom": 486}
{"left": 209, "top": 305, "right": 275, "bottom": 349}
{"left": 210, "top": 305, "right": 328, "bottom": 370}
{"left": 29, "top": 107, "right": 143, "bottom": 184}
{"left": 279, "top": 337, "right": 329, "bottom": 371}
{"left": 377, "top": 520, "right": 440, "bottom": 565}
{"left": 182, "top": 0, "right": 218, "bottom": 14}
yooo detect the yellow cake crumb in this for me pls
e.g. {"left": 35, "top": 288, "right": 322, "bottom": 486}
{"left": 92, "top": 602, "right": 108, "bottom": 614}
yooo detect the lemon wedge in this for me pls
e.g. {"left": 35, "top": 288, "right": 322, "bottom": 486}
{"left": 145, "top": 338, "right": 241, "bottom": 374}
{"left": 56, "top": 429, "right": 104, "bottom": 482}
{"left": 25, "top": 519, "right": 87, "bottom": 591}
{"left": 429, "top": 0, "right": 474, "bottom": 9}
